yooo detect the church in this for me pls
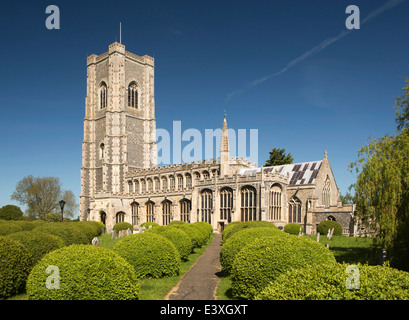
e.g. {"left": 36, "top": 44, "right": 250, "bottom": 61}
{"left": 79, "top": 42, "right": 356, "bottom": 235}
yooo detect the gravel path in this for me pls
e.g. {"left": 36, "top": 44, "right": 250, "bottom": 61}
{"left": 166, "top": 234, "right": 222, "bottom": 300}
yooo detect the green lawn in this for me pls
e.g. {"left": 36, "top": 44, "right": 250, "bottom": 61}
{"left": 215, "top": 234, "right": 379, "bottom": 300}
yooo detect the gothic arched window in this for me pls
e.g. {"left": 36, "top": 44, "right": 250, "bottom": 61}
{"left": 116, "top": 211, "right": 125, "bottom": 224}
{"left": 99, "top": 82, "right": 107, "bottom": 109}
{"left": 185, "top": 173, "right": 192, "bottom": 189}
{"left": 220, "top": 187, "right": 233, "bottom": 223}
{"left": 180, "top": 199, "right": 191, "bottom": 223}
{"left": 128, "top": 82, "right": 138, "bottom": 108}
{"left": 288, "top": 196, "right": 302, "bottom": 223}
{"left": 201, "top": 189, "right": 213, "bottom": 224}
{"left": 177, "top": 174, "right": 183, "bottom": 190}
{"left": 241, "top": 186, "right": 258, "bottom": 221}
{"left": 146, "top": 201, "right": 155, "bottom": 223}
{"left": 131, "top": 201, "right": 139, "bottom": 225}
{"left": 162, "top": 200, "right": 172, "bottom": 226}
{"left": 269, "top": 184, "right": 282, "bottom": 221}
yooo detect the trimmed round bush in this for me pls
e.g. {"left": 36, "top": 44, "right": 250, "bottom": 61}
{"left": 0, "top": 222, "right": 23, "bottom": 235}
{"left": 33, "top": 223, "right": 89, "bottom": 245}
{"left": 220, "top": 227, "right": 284, "bottom": 274}
{"left": 191, "top": 223, "right": 210, "bottom": 245}
{"left": 146, "top": 226, "right": 193, "bottom": 260}
{"left": 140, "top": 221, "right": 159, "bottom": 229}
{"left": 284, "top": 223, "right": 304, "bottom": 235}
{"left": 223, "top": 221, "right": 278, "bottom": 243}
{"left": 168, "top": 220, "right": 186, "bottom": 226}
{"left": 113, "top": 232, "right": 180, "bottom": 278}
{"left": 0, "top": 236, "right": 33, "bottom": 299}
{"left": 231, "top": 235, "right": 336, "bottom": 299}
{"left": 317, "top": 220, "right": 343, "bottom": 236}
{"left": 255, "top": 262, "right": 409, "bottom": 300}
{"left": 113, "top": 222, "right": 133, "bottom": 232}
{"left": 11, "top": 220, "right": 38, "bottom": 231}
{"left": 70, "top": 222, "right": 97, "bottom": 241}
{"left": 26, "top": 244, "right": 140, "bottom": 300}
{"left": 77, "top": 220, "right": 105, "bottom": 236}
{"left": 193, "top": 221, "right": 213, "bottom": 236}
{"left": 221, "top": 221, "right": 242, "bottom": 239}
{"left": 7, "top": 231, "right": 65, "bottom": 265}
{"left": 169, "top": 224, "right": 204, "bottom": 248}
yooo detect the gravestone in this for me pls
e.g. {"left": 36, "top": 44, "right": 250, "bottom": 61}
{"left": 112, "top": 230, "right": 118, "bottom": 239}
{"left": 91, "top": 237, "right": 99, "bottom": 246}
{"left": 317, "top": 232, "right": 320, "bottom": 243}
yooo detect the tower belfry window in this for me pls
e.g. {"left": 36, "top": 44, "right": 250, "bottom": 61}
{"left": 128, "top": 82, "right": 138, "bottom": 108}
{"left": 99, "top": 82, "right": 107, "bottom": 109}
{"left": 100, "top": 143, "right": 105, "bottom": 159}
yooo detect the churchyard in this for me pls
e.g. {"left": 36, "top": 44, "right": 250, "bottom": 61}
{"left": 2, "top": 218, "right": 409, "bottom": 300}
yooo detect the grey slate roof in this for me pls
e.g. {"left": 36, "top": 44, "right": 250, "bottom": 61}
{"left": 238, "top": 160, "right": 323, "bottom": 185}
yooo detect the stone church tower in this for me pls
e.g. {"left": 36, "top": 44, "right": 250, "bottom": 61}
{"left": 80, "top": 42, "right": 157, "bottom": 221}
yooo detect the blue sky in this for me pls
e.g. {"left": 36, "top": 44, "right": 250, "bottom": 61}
{"left": 0, "top": 0, "right": 408, "bottom": 217}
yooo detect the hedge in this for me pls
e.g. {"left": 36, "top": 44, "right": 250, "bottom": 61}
{"left": 113, "top": 232, "right": 180, "bottom": 278}
{"left": 33, "top": 223, "right": 89, "bottom": 245}
{"left": 26, "top": 244, "right": 140, "bottom": 300}
{"left": 317, "top": 220, "right": 343, "bottom": 236}
{"left": 255, "top": 262, "right": 409, "bottom": 300}
{"left": 169, "top": 224, "right": 204, "bottom": 248}
{"left": 220, "top": 227, "right": 284, "bottom": 274}
{"left": 7, "top": 231, "right": 65, "bottom": 265}
{"left": 0, "top": 236, "right": 33, "bottom": 299}
{"left": 146, "top": 226, "right": 193, "bottom": 260}
{"left": 231, "top": 235, "right": 336, "bottom": 299}
{"left": 11, "top": 220, "right": 38, "bottom": 231}
{"left": 113, "top": 222, "right": 133, "bottom": 232}
{"left": 140, "top": 222, "right": 159, "bottom": 229}
{"left": 77, "top": 220, "right": 105, "bottom": 236}
{"left": 222, "top": 221, "right": 278, "bottom": 243}
{"left": 193, "top": 221, "right": 213, "bottom": 236}
{"left": 284, "top": 223, "right": 304, "bottom": 235}
{"left": 191, "top": 223, "right": 210, "bottom": 245}
{"left": 168, "top": 220, "right": 186, "bottom": 226}
{"left": 0, "top": 222, "right": 23, "bottom": 236}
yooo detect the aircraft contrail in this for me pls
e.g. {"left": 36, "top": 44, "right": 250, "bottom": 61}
{"left": 225, "top": 0, "right": 407, "bottom": 104}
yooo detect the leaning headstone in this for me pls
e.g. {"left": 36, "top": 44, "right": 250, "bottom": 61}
{"left": 91, "top": 237, "right": 99, "bottom": 246}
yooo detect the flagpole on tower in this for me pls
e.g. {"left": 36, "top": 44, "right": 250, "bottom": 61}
{"left": 120, "top": 22, "right": 122, "bottom": 44}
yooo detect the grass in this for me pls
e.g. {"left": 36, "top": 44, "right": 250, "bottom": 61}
{"left": 215, "top": 234, "right": 379, "bottom": 300}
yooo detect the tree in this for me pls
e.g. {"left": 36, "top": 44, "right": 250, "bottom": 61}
{"left": 395, "top": 78, "right": 409, "bottom": 131}
{"left": 264, "top": 148, "right": 294, "bottom": 167}
{"left": 349, "top": 79, "right": 409, "bottom": 270}
{"left": 0, "top": 205, "right": 24, "bottom": 220}
{"left": 11, "top": 175, "right": 78, "bottom": 220}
